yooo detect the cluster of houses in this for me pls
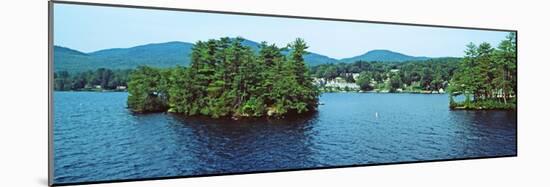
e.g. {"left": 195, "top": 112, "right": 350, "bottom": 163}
{"left": 313, "top": 73, "right": 361, "bottom": 91}
{"left": 312, "top": 70, "right": 447, "bottom": 94}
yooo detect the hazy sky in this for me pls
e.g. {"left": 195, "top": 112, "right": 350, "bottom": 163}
{"left": 54, "top": 3, "right": 510, "bottom": 59}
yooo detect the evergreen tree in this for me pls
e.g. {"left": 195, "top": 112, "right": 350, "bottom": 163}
{"left": 127, "top": 66, "right": 168, "bottom": 113}
{"left": 449, "top": 33, "right": 517, "bottom": 109}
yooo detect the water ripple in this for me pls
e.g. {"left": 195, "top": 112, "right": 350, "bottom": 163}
{"left": 53, "top": 92, "right": 516, "bottom": 184}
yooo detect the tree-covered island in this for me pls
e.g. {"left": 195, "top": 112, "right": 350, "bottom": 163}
{"left": 127, "top": 37, "right": 319, "bottom": 118}
{"left": 448, "top": 33, "right": 517, "bottom": 110}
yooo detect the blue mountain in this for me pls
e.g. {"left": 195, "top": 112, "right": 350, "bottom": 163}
{"left": 340, "top": 49, "right": 430, "bottom": 62}
{"left": 54, "top": 41, "right": 193, "bottom": 72}
{"left": 54, "top": 40, "right": 430, "bottom": 72}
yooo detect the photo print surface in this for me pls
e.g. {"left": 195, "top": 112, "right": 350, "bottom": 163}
{"left": 50, "top": 1, "right": 517, "bottom": 185}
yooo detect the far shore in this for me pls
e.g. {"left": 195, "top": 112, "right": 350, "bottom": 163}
{"left": 320, "top": 89, "right": 447, "bottom": 94}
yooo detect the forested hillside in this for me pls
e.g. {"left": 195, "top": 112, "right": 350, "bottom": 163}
{"left": 310, "top": 58, "right": 461, "bottom": 92}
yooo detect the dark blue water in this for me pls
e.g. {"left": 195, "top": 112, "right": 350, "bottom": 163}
{"left": 53, "top": 92, "right": 516, "bottom": 184}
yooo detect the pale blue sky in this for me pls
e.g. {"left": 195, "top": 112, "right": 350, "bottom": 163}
{"left": 54, "top": 3, "right": 510, "bottom": 59}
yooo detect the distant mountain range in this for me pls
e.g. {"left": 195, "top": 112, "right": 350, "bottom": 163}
{"left": 340, "top": 49, "right": 430, "bottom": 63}
{"left": 54, "top": 39, "right": 435, "bottom": 72}
{"left": 54, "top": 42, "right": 193, "bottom": 72}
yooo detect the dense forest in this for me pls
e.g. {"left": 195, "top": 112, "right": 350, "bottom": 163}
{"left": 449, "top": 33, "right": 517, "bottom": 109}
{"left": 309, "top": 58, "right": 461, "bottom": 92}
{"left": 53, "top": 68, "right": 130, "bottom": 91}
{"left": 126, "top": 37, "right": 319, "bottom": 118}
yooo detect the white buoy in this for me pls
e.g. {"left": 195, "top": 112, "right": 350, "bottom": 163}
{"left": 375, "top": 112, "right": 378, "bottom": 118}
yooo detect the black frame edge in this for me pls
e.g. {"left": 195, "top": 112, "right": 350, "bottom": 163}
{"left": 48, "top": 1, "right": 54, "bottom": 186}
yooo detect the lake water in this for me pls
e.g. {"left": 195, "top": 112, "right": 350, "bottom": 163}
{"left": 53, "top": 92, "right": 517, "bottom": 184}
